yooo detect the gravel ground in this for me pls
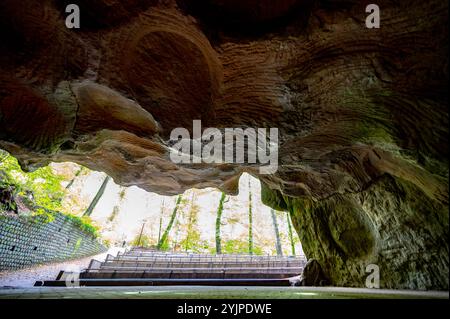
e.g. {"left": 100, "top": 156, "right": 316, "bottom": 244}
{"left": 0, "top": 247, "right": 125, "bottom": 288}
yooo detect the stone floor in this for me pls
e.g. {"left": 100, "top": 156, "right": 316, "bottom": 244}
{"left": 0, "top": 286, "right": 447, "bottom": 299}
{"left": 1, "top": 247, "right": 448, "bottom": 299}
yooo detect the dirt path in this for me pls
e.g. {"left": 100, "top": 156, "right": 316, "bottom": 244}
{"left": 0, "top": 247, "right": 125, "bottom": 288}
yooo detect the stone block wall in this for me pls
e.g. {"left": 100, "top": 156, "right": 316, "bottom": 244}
{"left": 0, "top": 212, "right": 106, "bottom": 270}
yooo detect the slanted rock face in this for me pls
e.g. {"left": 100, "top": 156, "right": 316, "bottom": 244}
{"left": 262, "top": 175, "right": 449, "bottom": 289}
{"left": 0, "top": 0, "right": 448, "bottom": 289}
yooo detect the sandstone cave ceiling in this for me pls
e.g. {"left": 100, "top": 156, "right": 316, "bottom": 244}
{"left": 0, "top": 0, "right": 448, "bottom": 289}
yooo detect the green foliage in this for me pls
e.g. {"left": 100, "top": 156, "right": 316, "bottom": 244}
{"left": 223, "top": 239, "right": 247, "bottom": 254}
{"left": 179, "top": 231, "right": 209, "bottom": 253}
{"left": 157, "top": 195, "right": 182, "bottom": 250}
{"left": 0, "top": 150, "right": 100, "bottom": 238}
{"left": 0, "top": 182, "right": 18, "bottom": 213}
{"left": 102, "top": 239, "right": 112, "bottom": 248}
{"left": 182, "top": 194, "right": 200, "bottom": 252}
{"left": 252, "top": 246, "right": 263, "bottom": 256}
{"left": 248, "top": 179, "right": 253, "bottom": 255}
{"left": 108, "top": 206, "right": 119, "bottom": 222}
{"left": 222, "top": 239, "right": 263, "bottom": 255}
{"left": 73, "top": 238, "right": 83, "bottom": 254}
{"left": 215, "top": 192, "right": 226, "bottom": 254}
{"left": 65, "top": 214, "right": 100, "bottom": 238}
{"left": 0, "top": 151, "right": 65, "bottom": 213}
{"left": 130, "top": 233, "right": 152, "bottom": 247}
{"left": 158, "top": 239, "right": 170, "bottom": 251}
{"left": 118, "top": 188, "right": 127, "bottom": 200}
{"left": 34, "top": 208, "right": 56, "bottom": 223}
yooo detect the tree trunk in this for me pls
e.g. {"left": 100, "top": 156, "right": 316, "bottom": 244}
{"left": 215, "top": 192, "right": 226, "bottom": 254}
{"left": 271, "top": 209, "right": 283, "bottom": 256}
{"left": 83, "top": 175, "right": 111, "bottom": 217}
{"left": 107, "top": 186, "right": 126, "bottom": 227}
{"left": 157, "top": 199, "right": 165, "bottom": 244}
{"left": 157, "top": 195, "right": 182, "bottom": 250}
{"left": 65, "top": 166, "right": 85, "bottom": 190}
{"left": 287, "top": 212, "right": 296, "bottom": 256}
{"left": 248, "top": 179, "right": 253, "bottom": 255}
{"left": 137, "top": 222, "right": 146, "bottom": 247}
{"left": 184, "top": 192, "right": 197, "bottom": 252}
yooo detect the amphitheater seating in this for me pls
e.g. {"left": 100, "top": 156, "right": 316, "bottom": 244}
{"left": 35, "top": 247, "right": 307, "bottom": 287}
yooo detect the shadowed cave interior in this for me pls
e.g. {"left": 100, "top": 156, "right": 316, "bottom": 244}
{"left": 0, "top": 0, "right": 448, "bottom": 293}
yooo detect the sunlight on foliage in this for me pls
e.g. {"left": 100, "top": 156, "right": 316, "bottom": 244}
{"left": 0, "top": 151, "right": 64, "bottom": 212}
{"left": 130, "top": 234, "right": 153, "bottom": 247}
{"left": 221, "top": 239, "right": 263, "bottom": 255}
{"left": 0, "top": 150, "right": 99, "bottom": 237}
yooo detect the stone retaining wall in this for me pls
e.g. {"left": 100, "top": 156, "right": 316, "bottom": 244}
{"left": 0, "top": 212, "right": 106, "bottom": 270}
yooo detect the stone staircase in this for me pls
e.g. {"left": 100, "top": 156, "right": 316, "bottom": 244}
{"left": 35, "top": 247, "right": 307, "bottom": 287}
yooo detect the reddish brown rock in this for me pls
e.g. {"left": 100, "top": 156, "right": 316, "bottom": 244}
{"left": 0, "top": 0, "right": 448, "bottom": 289}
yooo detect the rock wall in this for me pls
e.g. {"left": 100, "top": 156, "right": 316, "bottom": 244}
{"left": 0, "top": 0, "right": 448, "bottom": 289}
{"left": 262, "top": 175, "right": 449, "bottom": 290}
{"left": 0, "top": 212, "right": 106, "bottom": 270}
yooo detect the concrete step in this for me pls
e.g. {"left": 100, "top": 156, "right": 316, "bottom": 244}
{"left": 97, "top": 261, "right": 303, "bottom": 269}
{"left": 37, "top": 251, "right": 307, "bottom": 287}
{"left": 80, "top": 270, "right": 300, "bottom": 280}
{"left": 94, "top": 266, "right": 302, "bottom": 272}
{"left": 35, "top": 277, "right": 295, "bottom": 287}
{"left": 110, "top": 255, "right": 306, "bottom": 263}
{"left": 124, "top": 251, "right": 304, "bottom": 258}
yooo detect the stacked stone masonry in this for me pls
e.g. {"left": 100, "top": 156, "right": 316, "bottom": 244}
{"left": 0, "top": 212, "right": 106, "bottom": 270}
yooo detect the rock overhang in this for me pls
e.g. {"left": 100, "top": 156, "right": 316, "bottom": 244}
{"left": 0, "top": 0, "right": 448, "bottom": 289}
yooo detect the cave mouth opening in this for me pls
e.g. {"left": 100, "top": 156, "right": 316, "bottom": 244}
{"left": 1, "top": 151, "right": 310, "bottom": 289}
{"left": 93, "top": 171, "right": 304, "bottom": 257}
{"left": 0, "top": 151, "right": 304, "bottom": 269}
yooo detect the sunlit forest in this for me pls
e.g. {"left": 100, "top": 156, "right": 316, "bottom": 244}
{"left": 0, "top": 150, "right": 303, "bottom": 256}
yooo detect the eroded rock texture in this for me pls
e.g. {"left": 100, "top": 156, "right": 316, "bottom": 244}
{"left": 0, "top": 0, "right": 448, "bottom": 289}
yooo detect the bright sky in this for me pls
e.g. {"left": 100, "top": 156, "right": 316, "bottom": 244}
{"left": 53, "top": 163, "right": 303, "bottom": 256}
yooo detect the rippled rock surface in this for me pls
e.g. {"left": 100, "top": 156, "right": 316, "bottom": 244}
{"left": 0, "top": 0, "right": 448, "bottom": 289}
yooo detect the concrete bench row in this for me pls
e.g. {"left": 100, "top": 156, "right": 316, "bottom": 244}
{"left": 80, "top": 270, "right": 301, "bottom": 280}
{"left": 35, "top": 278, "right": 296, "bottom": 287}
{"left": 109, "top": 254, "right": 305, "bottom": 262}
{"left": 97, "top": 260, "right": 303, "bottom": 269}
{"left": 90, "top": 266, "right": 303, "bottom": 273}
{"left": 123, "top": 251, "right": 305, "bottom": 259}
{"left": 36, "top": 248, "right": 306, "bottom": 286}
